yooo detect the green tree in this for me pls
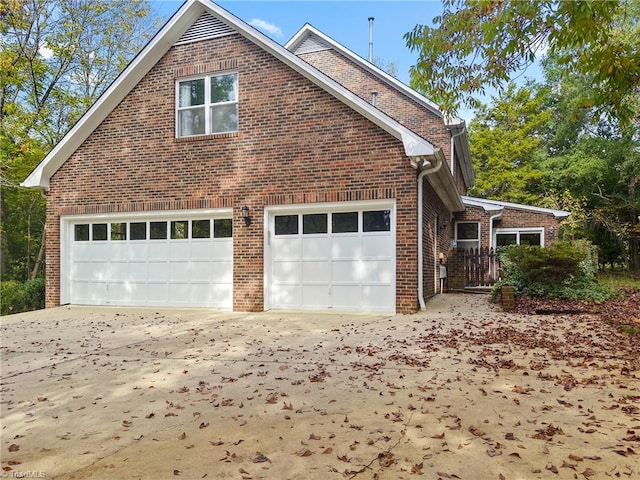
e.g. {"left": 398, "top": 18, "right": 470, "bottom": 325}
{"left": 1, "top": 0, "right": 159, "bottom": 281}
{"left": 468, "top": 82, "right": 551, "bottom": 204}
{"left": 405, "top": 0, "right": 640, "bottom": 127}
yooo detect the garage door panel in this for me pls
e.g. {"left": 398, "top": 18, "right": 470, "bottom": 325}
{"left": 302, "top": 285, "right": 330, "bottom": 308}
{"left": 362, "top": 235, "right": 392, "bottom": 257}
{"left": 129, "top": 262, "right": 148, "bottom": 281}
{"left": 212, "top": 240, "right": 233, "bottom": 259}
{"left": 272, "top": 285, "right": 300, "bottom": 307}
{"left": 148, "top": 283, "right": 170, "bottom": 303}
{"left": 170, "top": 262, "right": 191, "bottom": 282}
{"left": 360, "top": 260, "right": 393, "bottom": 282}
{"left": 169, "top": 282, "right": 190, "bottom": 304}
{"left": 302, "top": 261, "right": 329, "bottom": 282}
{"left": 272, "top": 237, "right": 299, "bottom": 259}
{"left": 213, "top": 260, "right": 233, "bottom": 282}
{"left": 362, "top": 285, "right": 394, "bottom": 309}
{"left": 148, "top": 242, "right": 170, "bottom": 258}
{"left": 108, "top": 262, "right": 129, "bottom": 281}
{"left": 149, "top": 261, "right": 170, "bottom": 281}
{"left": 332, "top": 236, "right": 361, "bottom": 258}
{"left": 273, "top": 260, "right": 300, "bottom": 283}
{"left": 332, "top": 260, "right": 360, "bottom": 283}
{"left": 191, "top": 283, "right": 232, "bottom": 308}
{"left": 302, "top": 237, "right": 330, "bottom": 258}
{"left": 170, "top": 242, "right": 190, "bottom": 257}
{"left": 331, "top": 285, "right": 361, "bottom": 309}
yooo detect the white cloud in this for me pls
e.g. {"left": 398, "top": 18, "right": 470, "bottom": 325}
{"left": 249, "top": 18, "right": 283, "bottom": 38}
{"left": 39, "top": 43, "right": 54, "bottom": 60}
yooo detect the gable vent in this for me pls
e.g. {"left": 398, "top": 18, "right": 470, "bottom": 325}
{"left": 175, "top": 12, "right": 235, "bottom": 45}
{"left": 292, "top": 34, "right": 332, "bottom": 55}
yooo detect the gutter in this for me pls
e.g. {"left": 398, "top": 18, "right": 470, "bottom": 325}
{"left": 416, "top": 154, "right": 444, "bottom": 311}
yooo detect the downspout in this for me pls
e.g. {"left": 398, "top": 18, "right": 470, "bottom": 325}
{"left": 488, "top": 210, "right": 503, "bottom": 249}
{"left": 417, "top": 155, "right": 443, "bottom": 310}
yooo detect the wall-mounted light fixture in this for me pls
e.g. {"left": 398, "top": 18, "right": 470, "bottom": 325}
{"left": 439, "top": 217, "right": 449, "bottom": 231}
{"left": 549, "top": 226, "right": 555, "bottom": 240}
{"left": 241, "top": 205, "right": 251, "bottom": 226}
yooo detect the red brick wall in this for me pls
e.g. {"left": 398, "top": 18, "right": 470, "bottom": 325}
{"left": 45, "top": 34, "right": 425, "bottom": 313}
{"left": 421, "top": 179, "right": 452, "bottom": 299}
{"left": 297, "top": 49, "right": 452, "bottom": 166}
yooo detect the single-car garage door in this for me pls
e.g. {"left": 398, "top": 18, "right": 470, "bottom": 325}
{"left": 64, "top": 212, "right": 232, "bottom": 308}
{"left": 267, "top": 203, "right": 395, "bottom": 313}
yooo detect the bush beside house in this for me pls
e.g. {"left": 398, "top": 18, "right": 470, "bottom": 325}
{"left": 493, "top": 241, "right": 616, "bottom": 302}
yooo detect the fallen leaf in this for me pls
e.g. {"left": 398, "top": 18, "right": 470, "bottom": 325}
{"left": 468, "top": 426, "right": 485, "bottom": 437}
{"left": 294, "top": 449, "right": 314, "bottom": 457}
{"left": 253, "top": 452, "right": 270, "bottom": 463}
{"left": 8, "top": 444, "right": 19, "bottom": 452}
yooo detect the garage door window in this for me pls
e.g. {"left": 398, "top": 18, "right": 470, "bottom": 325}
{"left": 275, "top": 215, "right": 298, "bottom": 235}
{"left": 303, "top": 214, "right": 327, "bottom": 234}
{"left": 171, "top": 220, "right": 188, "bottom": 239}
{"left": 150, "top": 222, "right": 167, "bottom": 240}
{"left": 75, "top": 224, "right": 89, "bottom": 241}
{"left": 93, "top": 224, "right": 107, "bottom": 241}
{"left": 130, "top": 222, "right": 146, "bottom": 240}
{"left": 363, "top": 210, "right": 391, "bottom": 232}
{"left": 214, "top": 219, "right": 232, "bottom": 238}
{"left": 111, "top": 223, "right": 126, "bottom": 241}
{"left": 332, "top": 212, "right": 358, "bottom": 233}
{"left": 192, "top": 220, "right": 210, "bottom": 238}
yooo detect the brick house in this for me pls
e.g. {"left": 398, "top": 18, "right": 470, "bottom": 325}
{"left": 22, "top": 0, "right": 568, "bottom": 313}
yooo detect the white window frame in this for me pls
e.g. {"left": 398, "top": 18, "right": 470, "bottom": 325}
{"left": 455, "top": 221, "right": 480, "bottom": 250}
{"left": 494, "top": 227, "right": 545, "bottom": 248}
{"left": 176, "top": 72, "right": 238, "bottom": 137}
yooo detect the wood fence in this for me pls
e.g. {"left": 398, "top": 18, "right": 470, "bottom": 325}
{"left": 463, "top": 247, "right": 501, "bottom": 287}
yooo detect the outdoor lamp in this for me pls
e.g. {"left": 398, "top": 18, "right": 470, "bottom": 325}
{"left": 241, "top": 205, "right": 251, "bottom": 226}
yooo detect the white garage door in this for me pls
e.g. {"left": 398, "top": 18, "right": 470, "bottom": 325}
{"left": 268, "top": 204, "right": 395, "bottom": 313}
{"left": 65, "top": 213, "right": 233, "bottom": 308}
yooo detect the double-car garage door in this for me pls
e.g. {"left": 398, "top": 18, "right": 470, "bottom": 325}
{"left": 65, "top": 212, "right": 233, "bottom": 308}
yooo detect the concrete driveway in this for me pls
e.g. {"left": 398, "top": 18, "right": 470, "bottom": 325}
{"left": 1, "top": 295, "right": 638, "bottom": 479}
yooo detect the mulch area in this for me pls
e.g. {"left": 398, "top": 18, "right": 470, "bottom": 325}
{"left": 514, "top": 287, "right": 640, "bottom": 325}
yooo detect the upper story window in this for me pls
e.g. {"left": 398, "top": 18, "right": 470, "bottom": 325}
{"left": 177, "top": 73, "right": 238, "bottom": 137}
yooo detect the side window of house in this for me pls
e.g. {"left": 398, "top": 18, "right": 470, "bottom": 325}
{"left": 496, "top": 229, "right": 542, "bottom": 247}
{"left": 456, "top": 222, "right": 479, "bottom": 250}
{"left": 177, "top": 73, "right": 238, "bottom": 137}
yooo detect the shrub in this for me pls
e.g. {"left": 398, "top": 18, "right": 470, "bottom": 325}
{"left": 492, "top": 241, "right": 616, "bottom": 302}
{"left": 1, "top": 278, "right": 45, "bottom": 315}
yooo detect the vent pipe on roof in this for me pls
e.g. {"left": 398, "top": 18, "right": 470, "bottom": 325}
{"left": 368, "top": 17, "right": 374, "bottom": 62}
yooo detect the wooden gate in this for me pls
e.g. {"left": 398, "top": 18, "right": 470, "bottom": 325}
{"left": 464, "top": 247, "right": 500, "bottom": 287}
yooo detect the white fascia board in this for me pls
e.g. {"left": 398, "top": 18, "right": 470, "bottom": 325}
{"left": 22, "top": 0, "right": 206, "bottom": 190}
{"left": 462, "top": 196, "right": 571, "bottom": 218}
{"left": 286, "top": 24, "right": 456, "bottom": 122}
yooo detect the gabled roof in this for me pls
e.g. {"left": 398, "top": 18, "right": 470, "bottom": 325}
{"left": 286, "top": 24, "right": 475, "bottom": 189}
{"left": 462, "top": 196, "right": 571, "bottom": 218}
{"left": 21, "top": 0, "right": 447, "bottom": 194}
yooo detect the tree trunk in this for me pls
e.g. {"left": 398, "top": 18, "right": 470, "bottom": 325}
{"left": 30, "top": 225, "right": 46, "bottom": 280}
